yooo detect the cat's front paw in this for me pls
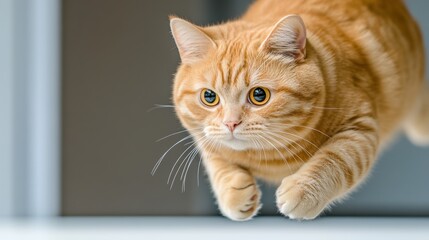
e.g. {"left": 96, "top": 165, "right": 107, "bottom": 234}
{"left": 218, "top": 174, "right": 261, "bottom": 221}
{"left": 276, "top": 174, "right": 330, "bottom": 220}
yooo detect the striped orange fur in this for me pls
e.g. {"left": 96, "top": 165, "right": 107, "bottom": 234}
{"left": 169, "top": 0, "right": 429, "bottom": 220}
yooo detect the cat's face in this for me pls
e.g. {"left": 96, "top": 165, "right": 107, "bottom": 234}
{"left": 171, "top": 16, "right": 324, "bottom": 151}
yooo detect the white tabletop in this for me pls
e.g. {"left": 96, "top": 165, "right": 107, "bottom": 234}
{"left": 0, "top": 216, "right": 428, "bottom": 240}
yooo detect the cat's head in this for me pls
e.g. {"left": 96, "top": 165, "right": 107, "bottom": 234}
{"left": 170, "top": 15, "right": 325, "bottom": 151}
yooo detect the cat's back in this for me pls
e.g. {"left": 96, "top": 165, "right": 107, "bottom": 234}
{"left": 243, "top": 0, "right": 421, "bottom": 57}
{"left": 243, "top": 0, "right": 420, "bottom": 46}
{"left": 243, "top": 0, "right": 410, "bottom": 24}
{"left": 242, "top": 0, "right": 425, "bottom": 140}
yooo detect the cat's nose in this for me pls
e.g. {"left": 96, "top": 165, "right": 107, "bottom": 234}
{"left": 224, "top": 120, "right": 242, "bottom": 132}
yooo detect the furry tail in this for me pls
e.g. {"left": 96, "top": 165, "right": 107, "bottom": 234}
{"left": 405, "top": 86, "right": 429, "bottom": 146}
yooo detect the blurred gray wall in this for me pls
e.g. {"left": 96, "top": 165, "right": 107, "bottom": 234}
{"left": 61, "top": 0, "right": 217, "bottom": 215}
{"left": 61, "top": 0, "right": 429, "bottom": 216}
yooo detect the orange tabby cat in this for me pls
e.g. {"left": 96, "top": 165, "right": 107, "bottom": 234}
{"left": 169, "top": 0, "right": 428, "bottom": 220}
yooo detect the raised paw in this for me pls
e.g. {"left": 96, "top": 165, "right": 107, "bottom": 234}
{"left": 276, "top": 174, "right": 330, "bottom": 220}
{"left": 217, "top": 175, "right": 261, "bottom": 221}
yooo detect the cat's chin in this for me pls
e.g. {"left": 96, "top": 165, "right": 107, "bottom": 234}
{"left": 220, "top": 139, "right": 253, "bottom": 151}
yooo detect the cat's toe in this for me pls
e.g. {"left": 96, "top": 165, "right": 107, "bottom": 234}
{"left": 219, "top": 183, "right": 262, "bottom": 221}
{"left": 276, "top": 175, "right": 329, "bottom": 220}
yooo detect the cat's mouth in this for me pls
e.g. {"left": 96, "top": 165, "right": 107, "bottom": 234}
{"left": 220, "top": 138, "right": 251, "bottom": 150}
{"left": 217, "top": 133, "right": 255, "bottom": 150}
{"left": 226, "top": 133, "right": 241, "bottom": 140}
{"left": 204, "top": 127, "right": 261, "bottom": 150}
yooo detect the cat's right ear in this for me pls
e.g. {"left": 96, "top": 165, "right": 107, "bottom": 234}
{"left": 170, "top": 17, "right": 216, "bottom": 64}
{"left": 260, "top": 15, "right": 307, "bottom": 63}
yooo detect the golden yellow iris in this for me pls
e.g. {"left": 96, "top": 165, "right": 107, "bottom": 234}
{"left": 200, "top": 88, "right": 220, "bottom": 106}
{"left": 249, "top": 87, "right": 270, "bottom": 106}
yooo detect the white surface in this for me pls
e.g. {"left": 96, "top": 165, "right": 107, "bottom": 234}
{"left": 0, "top": 217, "right": 428, "bottom": 240}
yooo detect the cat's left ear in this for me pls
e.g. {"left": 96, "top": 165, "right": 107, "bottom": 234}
{"left": 260, "top": 15, "right": 307, "bottom": 62}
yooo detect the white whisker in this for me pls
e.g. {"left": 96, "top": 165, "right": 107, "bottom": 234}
{"left": 268, "top": 122, "right": 331, "bottom": 138}
{"left": 263, "top": 133, "right": 297, "bottom": 170}
{"left": 281, "top": 130, "right": 321, "bottom": 151}
{"left": 197, "top": 155, "right": 203, "bottom": 187}
{"left": 249, "top": 138, "right": 263, "bottom": 169}
{"left": 168, "top": 136, "right": 204, "bottom": 186}
{"left": 311, "top": 106, "right": 345, "bottom": 110}
{"left": 183, "top": 138, "right": 214, "bottom": 191}
{"left": 168, "top": 143, "right": 196, "bottom": 187}
{"left": 151, "top": 134, "right": 194, "bottom": 176}
{"left": 257, "top": 134, "right": 292, "bottom": 171}
{"left": 253, "top": 135, "right": 268, "bottom": 170}
{"left": 181, "top": 146, "right": 201, "bottom": 192}
{"left": 147, "top": 104, "right": 175, "bottom": 112}
{"left": 156, "top": 127, "right": 202, "bottom": 142}
{"left": 265, "top": 131, "right": 308, "bottom": 164}
{"left": 196, "top": 137, "right": 220, "bottom": 188}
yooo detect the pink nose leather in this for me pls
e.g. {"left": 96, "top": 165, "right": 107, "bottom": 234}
{"left": 224, "top": 121, "right": 242, "bottom": 132}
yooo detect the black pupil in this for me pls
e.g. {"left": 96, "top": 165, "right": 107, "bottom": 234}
{"left": 204, "top": 90, "right": 216, "bottom": 103}
{"left": 253, "top": 88, "right": 266, "bottom": 102}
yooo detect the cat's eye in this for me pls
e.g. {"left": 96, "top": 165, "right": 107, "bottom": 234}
{"left": 200, "top": 88, "right": 220, "bottom": 107}
{"left": 249, "top": 87, "right": 270, "bottom": 106}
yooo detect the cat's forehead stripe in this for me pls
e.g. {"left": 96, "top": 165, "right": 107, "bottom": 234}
{"left": 215, "top": 57, "right": 250, "bottom": 87}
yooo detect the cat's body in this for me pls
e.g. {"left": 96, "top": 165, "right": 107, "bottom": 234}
{"left": 169, "top": 0, "right": 429, "bottom": 220}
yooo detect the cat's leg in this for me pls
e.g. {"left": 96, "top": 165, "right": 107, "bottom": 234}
{"left": 276, "top": 121, "right": 378, "bottom": 220}
{"left": 204, "top": 157, "right": 262, "bottom": 221}
{"left": 405, "top": 86, "right": 429, "bottom": 146}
